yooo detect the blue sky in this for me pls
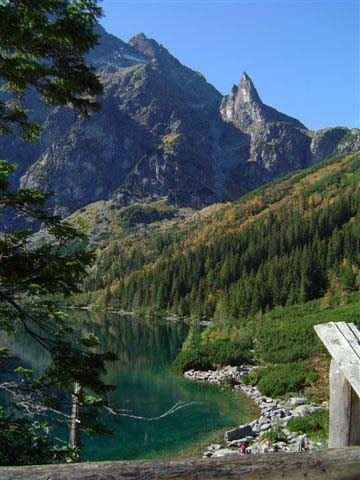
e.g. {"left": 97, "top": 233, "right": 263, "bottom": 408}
{"left": 100, "top": 0, "right": 359, "bottom": 130}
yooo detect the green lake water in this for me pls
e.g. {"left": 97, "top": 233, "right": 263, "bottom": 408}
{"left": 2, "top": 310, "right": 257, "bottom": 461}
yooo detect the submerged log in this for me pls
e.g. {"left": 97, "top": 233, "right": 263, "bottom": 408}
{"left": 1, "top": 447, "right": 360, "bottom": 480}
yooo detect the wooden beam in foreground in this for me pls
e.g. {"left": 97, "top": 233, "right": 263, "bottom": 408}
{"left": 314, "top": 322, "right": 360, "bottom": 448}
{"left": 314, "top": 322, "right": 360, "bottom": 397}
{"left": 1, "top": 447, "right": 360, "bottom": 480}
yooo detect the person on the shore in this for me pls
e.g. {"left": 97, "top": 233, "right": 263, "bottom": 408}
{"left": 240, "top": 442, "right": 247, "bottom": 454}
{"left": 298, "top": 434, "right": 308, "bottom": 452}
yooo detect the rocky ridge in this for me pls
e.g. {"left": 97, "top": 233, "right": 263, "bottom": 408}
{"left": 2, "top": 25, "right": 359, "bottom": 219}
{"left": 184, "top": 366, "right": 327, "bottom": 457}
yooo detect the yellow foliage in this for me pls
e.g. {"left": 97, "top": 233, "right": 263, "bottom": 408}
{"left": 161, "top": 133, "right": 183, "bottom": 144}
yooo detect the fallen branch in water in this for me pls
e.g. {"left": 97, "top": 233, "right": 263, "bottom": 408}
{"left": 104, "top": 400, "right": 199, "bottom": 421}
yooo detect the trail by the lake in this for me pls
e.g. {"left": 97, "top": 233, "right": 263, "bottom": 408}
{"left": 184, "top": 366, "right": 328, "bottom": 457}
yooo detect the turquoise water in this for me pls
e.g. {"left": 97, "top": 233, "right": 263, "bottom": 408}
{"left": 2, "top": 310, "right": 256, "bottom": 461}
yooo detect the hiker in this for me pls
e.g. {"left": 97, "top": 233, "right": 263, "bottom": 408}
{"left": 240, "top": 442, "right": 247, "bottom": 454}
{"left": 298, "top": 434, "right": 308, "bottom": 452}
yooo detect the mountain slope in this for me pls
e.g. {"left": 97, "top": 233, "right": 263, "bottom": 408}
{"left": 1, "top": 25, "right": 358, "bottom": 218}
{"left": 74, "top": 151, "right": 359, "bottom": 320}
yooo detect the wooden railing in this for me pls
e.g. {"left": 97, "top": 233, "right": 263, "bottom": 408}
{"left": 1, "top": 447, "right": 359, "bottom": 480}
{"left": 314, "top": 322, "right": 360, "bottom": 447}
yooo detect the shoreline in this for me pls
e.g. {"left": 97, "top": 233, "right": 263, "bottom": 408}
{"left": 66, "top": 305, "right": 327, "bottom": 457}
{"left": 65, "top": 304, "right": 211, "bottom": 326}
{"left": 184, "top": 366, "right": 328, "bottom": 457}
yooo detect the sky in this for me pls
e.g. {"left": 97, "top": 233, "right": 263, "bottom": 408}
{"left": 100, "top": 0, "right": 359, "bottom": 130}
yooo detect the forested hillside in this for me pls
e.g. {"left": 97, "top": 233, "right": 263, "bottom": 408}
{"left": 79, "top": 151, "right": 359, "bottom": 322}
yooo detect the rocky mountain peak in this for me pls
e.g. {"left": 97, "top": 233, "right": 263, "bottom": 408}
{"left": 4, "top": 24, "right": 355, "bottom": 220}
{"left": 86, "top": 24, "right": 148, "bottom": 68}
{"left": 128, "top": 32, "right": 220, "bottom": 105}
{"left": 221, "top": 72, "right": 306, "bottom": 133}
{"left": 237, "top": 72, "right": 261, "bottom": 103}
{"left": 129, "top": 33, "right": 165, "bottom": 60}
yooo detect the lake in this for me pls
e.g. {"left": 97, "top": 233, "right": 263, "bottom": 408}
{"left": 2, "top": 310, "right": 257, "bottom": 461}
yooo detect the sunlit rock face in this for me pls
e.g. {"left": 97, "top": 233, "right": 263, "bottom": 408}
{"left": 220, "top": 72, "right": 305, "bottom": 133}
{"left": 219, "top": 72, "right": 357, "bottom": 181}
{"left": 2, "top": 26, "right": 357, "bottom": 217}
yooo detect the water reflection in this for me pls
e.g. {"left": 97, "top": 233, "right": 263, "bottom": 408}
{"left": 1, "top": 310, "right": 255, "bottom": 461}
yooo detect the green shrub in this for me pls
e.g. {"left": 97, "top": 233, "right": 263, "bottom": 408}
{"left": 172, "top": 338, "right": 253, "bottom": 373}
{"left": 287, "top": 410, "right": 329, "bottom": 441}
{"left": 171, "top": 346, "right": 212, "bottom": 373}
{"left": 120, "top": 204, "right": 174, "bottom": 227}
{"left": 259, "top": 426, "right": 287, "bottom": 444}
{"left": 247, "top": 362, "right": 317, "bottom": 397}
{"left": 242, "top": 369, "right": 259, "bottom": 386}
{"left": 253, "top": 294, "right": 360, "bottom": 365}
{"left": 225, "top": 377, "right": 236, "bottom": 387}
{"left": 205, "top": 339, "right": 253, "bottom": 367}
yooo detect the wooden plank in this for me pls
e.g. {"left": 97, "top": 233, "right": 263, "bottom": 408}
{"left": 347, "top": 323, "right": 360, "bottom": 357}
{"left": 337, "top": 322, "right": 360, "bottom": 360}
{"left": 350, "top": 388, "right": 360, "bottom": 446}
{"left": 329, "top": 359, "right": 353, "bottom": 448}
{"left": 0, "top": 448, "right": 360, "bottom": 480}
{"left": 314, "top": 322, "right": 360, "bottom": 397}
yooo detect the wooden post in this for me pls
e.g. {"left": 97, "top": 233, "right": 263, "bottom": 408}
{"left": 350, "top": 387, "right": 360, "bottom": 446}
{"left": 69, "top": 382, "right": 82, "bottom": 453}
{"left": 314, "top": 322, "right": 360, "bottom": 449}
{"left": 329, "top": 359, "right": 353, "bottom": 448}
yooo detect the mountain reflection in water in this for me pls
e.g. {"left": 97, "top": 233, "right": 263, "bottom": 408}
{"left": 1, "top": 310, "right": 255, "bottom": 461}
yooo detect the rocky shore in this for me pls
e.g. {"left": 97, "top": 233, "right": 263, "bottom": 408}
{"left": 184, "top": 366, "right": 328, "bottom": 458}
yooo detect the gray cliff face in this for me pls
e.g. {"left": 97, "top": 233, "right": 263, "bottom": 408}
{"left": 3, "top": 27, "right": 358, "bottom": 217}
{"left": 220, "top": 73, "right": 355, "bottom": 180}
{"left": 309, "top": 127, "right": 350, "bottom": 163}
{"left": 334, "top": 128, "right": 360, "bottom": 155}
{"left": 220, "top": 73, "right": 306, "bottom": 133}
{"left": 19, "top": 31, "right": 242, "bottom": 214}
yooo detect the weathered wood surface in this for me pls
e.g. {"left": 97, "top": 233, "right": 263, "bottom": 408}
{"left": 329, "top": 359, "right": 354, "bottom": 448}
{"left": 314, "top": 322, "right": 360, "bottom": 448}
{"left": 350, "top": 388, "right": 360, "bottom": 446}
{"left": 2, "top": 448, "right": 360, "bottom": 480}
{"left": 314, "top": 322, "right": 360, "bottom": 397}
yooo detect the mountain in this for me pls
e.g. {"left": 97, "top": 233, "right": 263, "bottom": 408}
{"left": 69, "top": 149, "right": 360, "bottom": 397}
{"left": 2, "top": 25, "right": 358, "bottom": 217}
{"left": 74, "top": 151, "right": 359, "bottom": 318}
{"left": 220, "top": 73, "right": 353, "bottom": 182}
{"left": 46, "top": 125, "right": 354, "bottom": 403}
{"left": 7, "top": 28, "right": 360, "bottom": 214}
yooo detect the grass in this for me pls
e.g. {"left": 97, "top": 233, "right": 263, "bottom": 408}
{"left": 168, "top": 291, "right": 360, "bottom": 398}
{"left": 287, "top": 410, "right": 329, "bottom": 442}
{"left": 243, "top": 362, "right": 317, "bottom": 398}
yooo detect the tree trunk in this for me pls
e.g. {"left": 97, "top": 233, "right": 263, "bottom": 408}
{"left": 69, "top": 382, "right": 82, "bottom": 453}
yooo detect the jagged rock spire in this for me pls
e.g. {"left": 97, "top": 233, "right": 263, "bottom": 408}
{"left": 221, "top": 71, "right": 306, "bottom": 132}
{"left": 237, "top": 72, "right": 261, "bottom": 103}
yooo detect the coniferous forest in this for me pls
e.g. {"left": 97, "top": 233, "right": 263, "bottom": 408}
{"left": 82, "top": 152, "right": 359, "bottom": 320}
{"left": 72, "top": 152, "right": 360, "bottom": 398}
{"left": 1, "top": 0, "right": 359, "bottom": 470}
